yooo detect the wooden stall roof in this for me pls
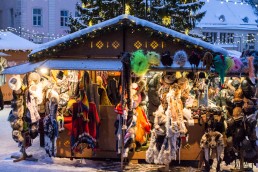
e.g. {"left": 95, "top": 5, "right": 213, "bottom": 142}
{"left": 29, "top": 14, "right": 228, "bottom": 62}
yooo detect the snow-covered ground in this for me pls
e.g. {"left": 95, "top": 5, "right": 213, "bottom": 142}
{"left": 0, "top": 107, "right": 121, "bottom": 172}
{"left": 0, "top": 107, "right": 257, "bottom": 172}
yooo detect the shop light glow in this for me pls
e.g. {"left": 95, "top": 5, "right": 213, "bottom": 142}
{"left": 39, "top": 68, "right": 48, "bottom": 74}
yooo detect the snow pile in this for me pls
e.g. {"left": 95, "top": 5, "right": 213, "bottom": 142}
{"left": 0, "top": 32, "right": 39, "bottom": 51}
{"left": 197, "top": 0, "right": 258, "bottom": 30}
{"left": 0, "top": 107, "right": 120, "bottom": 172}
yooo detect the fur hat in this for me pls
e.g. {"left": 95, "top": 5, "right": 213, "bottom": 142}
{"left": 161, "top": 51, "right": 173, "bottom": 66}
{"left": 10, "top": 118, "right": 23, "bottom": 131}
{"left": 241, "top": 77, "right": 256, "bottom": 99}
{"left": 28, "top": 72, "right": 40, "bottom": 85}
{"left": 12, "top": 106, "right": 24, "bottom": 119}
{"left": 29, "top": 123, "right": 38, "bottom": 139}
{"left": 162, "top": 72, "right": 177, "bottom": 84}
{"left": 174, "top": 50, "right": 188, "bottom": 67}
{"left": 232, "top": 107, "right": 243, "bottom": 120}
{"left": 56, "top": 70, "right": 64, "bottom": 80}
{"left": 213, "top": 55, "right": 227, "bottom": 84}
{"left": 146, "top": 51, "right": 160, "bottom": 66}
{"left": 131, "top": 50, "right": 149, "bottom": 76}
{"left": 231, "top": 78, "right": 241, "bottom": 90}
{"left": 199, "top": 72, "right": 206, "bottom": 79}
{"left": 242, "top": 139, "right": 257, "bottom": 160}
{"left": 225, "top": 56, "right": 235, "bottom": 73}
{"left": 233, "top": 88, "right": 244, "bottom": 103}
{"left": 230, "top": 56, "right": 243, "bottom": 73}
{"left": 8, "top": 75, "right": 22, "bottom": 91}
{"left": 29, "top": 84, "right": 43, "bottom": 104}
{"left": 12, "top": 130, "right": 24, "bottom": 143}
{"left": 202, "top": 52, "right": 213, "bottom": 71}
{"left": 67, "top": 70, "right": 79, "bottom": 82}
{"left": 46, "top": 89, "right": 59, "bottom": 102}
{"left": 243, "top": 98, "right": 255, "bottom": 114}
{"left": 188, "top": 51, "right": 200, "bottom": 69}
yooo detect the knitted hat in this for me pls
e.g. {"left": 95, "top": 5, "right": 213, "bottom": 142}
{"left": 230, "top": 56, "right": 243, "bottom": 73}
{"left": 174, "top": 50, "right": 188, "bottom": 67}
{"left": 146, "top": 51, "right": 160, "bottom": 66}
{"left": 161, "top": 51, "right": 173, "bottom": 66}
{"left": 8, "top": 75, "right": 22, "bottom": 91}
{"left": 28, "top": 72, "right": 40, "bottom": 85}
{"left": 114, "top": 103, "right": 123, "bottom": 115}
{"left": 232, "top": 107, "right": 243, "bottom": 120}
{"left": 202, "top": 52, "right": 213, "bottom": 71}
{"left": 131, "top": 50, "right": 149, "bottom": 76}
{"left": 233, "top": 88, "right": 244, "bottom": 103}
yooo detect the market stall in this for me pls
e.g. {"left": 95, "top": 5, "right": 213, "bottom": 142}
{"left": 3, "top": 14, "right": 257, "bottom": 171}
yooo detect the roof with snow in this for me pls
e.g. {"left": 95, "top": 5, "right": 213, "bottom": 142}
{"left": 29, "top": 14, "right": 228, "bottom": 61}
{"left": 197, "top": 0, "right": 258, "bottom": 30}
{"left": 0, "top": 52, "right": 10, "bottom": 56}
{"left": 0, "top": 32, "right": 39, "bottom": 51}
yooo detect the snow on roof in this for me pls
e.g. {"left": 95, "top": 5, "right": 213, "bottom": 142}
{"left": 0, "top": 32, "right": 39, "bottom": 51}
{"left": 0, "top": 52, "right": 10, "bottom": 56}
{"left": 227, "top": 50, "right": 242, "bottom": 58}
{"left": 197, "top": 0, "right": 258, "bottom": 30}
{"left": 30, "top": 14, "right": 228, "bottom": 57}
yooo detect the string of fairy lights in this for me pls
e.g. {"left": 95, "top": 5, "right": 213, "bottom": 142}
{"left": 207, "top": 0, "right": 258, "bottom": 7}
{"left": 0, "top": 27, "right": 66, "bottom": 43}
{"left": 0, "top": 0, "right": 257, "bottom": 49}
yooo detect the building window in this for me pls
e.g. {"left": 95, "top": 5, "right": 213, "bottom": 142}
{"left": 10, "top": 8, "right": 14, "bottom": 27}
{"left": 227, "top": 33, "right": 234, "bottom": 43}
{"left": 220, "top": 32, "right": 234, "bottom": 43}
{"left": 33, "top": 8, "right": 42, "bottom": 26}
{"left": 247, "top": 33, "right": 255, "bottom": 43}
{"left": 60, "top": 10, "right": 69, "bottom": 26}
{"left": 203, "top": 32, "right": 217, "bottom": 43}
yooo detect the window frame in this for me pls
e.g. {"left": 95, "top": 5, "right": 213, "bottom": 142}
{"left": 32, "top": 8, "right": 42, "bottom": 27}
{"left": 60, "top": 10, "right": 69, "bottom": 27}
